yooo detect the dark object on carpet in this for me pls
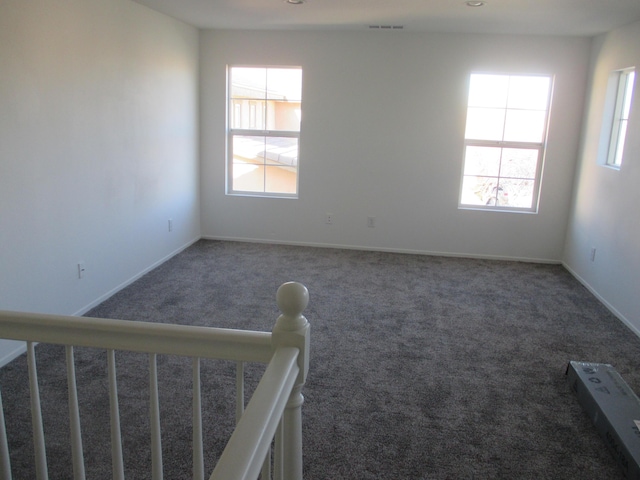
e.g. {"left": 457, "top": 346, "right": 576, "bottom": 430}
{"left": 2, "top": 240, "right": 640, "bottom": 479}
{"left": 566, "top": 361, "right": 640, "bottom": 479}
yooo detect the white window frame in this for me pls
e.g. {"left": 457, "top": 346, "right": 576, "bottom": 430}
{"left": 459, "top": 73, "right": 553, "bottom": 213}
{"left": 226, "top": 66, "right": 302, "bottom": 198}
{"left": 606, "top": 68, "right": 635, "bottom": 169}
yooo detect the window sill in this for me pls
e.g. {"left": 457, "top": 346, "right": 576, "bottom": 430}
{"left": 226, "top": 192, "right": 298, "bottom": 200}
{"left": 458, "top": 205, "right": 538, "bottom": 214}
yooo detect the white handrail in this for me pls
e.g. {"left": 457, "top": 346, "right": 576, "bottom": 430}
{"left": 0, "top": 312, "right": 273, "bottom": 363}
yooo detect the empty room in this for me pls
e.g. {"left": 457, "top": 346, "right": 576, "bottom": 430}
{"left": 1, "top": 0, "right": 640, "bottom": 478}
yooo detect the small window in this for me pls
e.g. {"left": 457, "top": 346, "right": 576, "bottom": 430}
{"left": 227, "top": 66, "right": 302, "bottom": 197}
{"left": 459, "top": 73, "right": 553, "bottom": 212}
{"left": 606, "top": 68, "right": 635, "bottom": 168}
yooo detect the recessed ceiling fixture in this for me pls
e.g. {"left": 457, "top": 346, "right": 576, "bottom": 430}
{"left": 285, "top": 0, "right": 304, "bottom": 4}
{"left": 466, "top": 1, "right": 485, "bottom": 6}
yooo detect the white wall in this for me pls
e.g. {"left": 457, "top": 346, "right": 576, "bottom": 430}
{"left": 0, "top": 0, "right": 200, "bottom": 362}
{"left": 200, "top": 30, "right": 590, "bottom": 262}
{"left": 564, "top": 21, "right": 640, "bottom": 335}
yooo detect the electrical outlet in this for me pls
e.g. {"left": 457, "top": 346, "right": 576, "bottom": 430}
{"left": 77, "top": 262, "right": 86, "bottom": 279}
{"left": 325, "top": 213, "right": 333, "bottom": 225}
{"left": 367, "top": 216, "right": 376, "bottom": 228}
{"left": 590, "top": 247, "right": 596, "bottom": 262}
{"left": 168, "top": 219, "right": 173, "bottom": 232}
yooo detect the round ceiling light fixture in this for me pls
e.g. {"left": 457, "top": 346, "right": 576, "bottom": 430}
{"left": 285, "top": 0, "right": 304, "bottom": 4}
{"left": 466, "top": 1, "right": 485, "bottom": 6}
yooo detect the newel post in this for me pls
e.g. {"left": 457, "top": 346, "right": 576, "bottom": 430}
{"left": 272, "top": 282, "right": 310, "bottom": 480}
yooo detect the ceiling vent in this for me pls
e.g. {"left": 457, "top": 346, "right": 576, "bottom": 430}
{"left": 368, "top": 25, "right": 404, "bottom": 30}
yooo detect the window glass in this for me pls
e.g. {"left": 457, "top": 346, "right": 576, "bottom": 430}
{"left": 228, "top": 66, "right": 302, "bottom": 197}
{"left": 606, "top": 68, "right": 635, "bottom": 168}
{"left": 460, "top": 74, "right": 552, "bottom": 212}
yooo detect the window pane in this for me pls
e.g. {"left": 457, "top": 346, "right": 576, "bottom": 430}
{"left": 498, "top": 178, "right": 535, "bottom": 208}
{"left": 230, "top": 100, "right": 267, "bottom": 130}
{"left": 231, "top": 135, "right": 298, "bottom": 193}
{"left": 465, "top": 108, "right": 505, "bottom": 141}
{"left": 507, "top": 76, "right": 551, "bottom": 110}
{"left": 483, "top": 182, "right": 510, "bottom": 206}
{"left": 461, "top": 176, "right": 514, "bottom": 206}
{"left": 461, "top": 178, "right": 535, "bottom": 208}
{"left": 503, "top": 110, "right": 547, "bottom": 143}
{"left": 463, "top": 146, "right": 501, "bottom": 176}
{"left": 232, "top": 164, "right": 265, "bottom": 193}
{"left": 231, "top": 67, "right": 301, "bottom": 133}
{"left": 266, "top": 68, "right": 302, "bottom": 101}
{"left": 264, "top": 100, "right": 301, "bottom": 131}
{"left": 231, "top": 67, "right": 266, "bottom": 99}
{"left": 460, "top": 176, "right": 497, "bottom": 206}
{"left": 233, "top": 135, "right": 266, "bottom": 164}
{"left": 262, "top": 136, "right": 299, "bottom": 167}
{"left": 265, "top": 165, "right": 297, "bottom": 194}
{"left": 622, "top": 71, "right": 635, "bottom": 118}
{"left": 499, "top": 148, "right": 539, "bottom": 179}
{"left": 613, "top": 119, "right": 628, "bottom": 166}
{"left": 468, "top": 74, "right": 509, "bottom": 108}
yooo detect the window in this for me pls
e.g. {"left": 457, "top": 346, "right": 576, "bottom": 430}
{"left": 227, "top": 66, "right": 302, "bottom": 197}
{"left": 606, "top": 68, "right": 635, "bottom": 168}
{"left": 459, "top": 74, "right": 553, "bottom": 212}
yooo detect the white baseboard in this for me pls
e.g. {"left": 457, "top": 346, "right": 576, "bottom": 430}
{"left": 562, "top": 262, "right": 640, "bottom": 339}
{"left": 73, "top": 236, "right": 201, "bottom": 316}
{"left": 200, "top": 235, "right": 562, "bottom": 264}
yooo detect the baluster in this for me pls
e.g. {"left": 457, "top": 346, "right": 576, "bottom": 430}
{"left": 273, "top": 420, "right": 283, "bottom": 480}
{"left": 149, "top": 354, "right": 163, "bottom": 480}
{"left": 27, "top": 342, "right": 48, "bottom": 480}
{"left": 261, "top": 438, "right": 272, "bottom": 480}
{"left": 107, "top": 350, "right": 124, "bottom": 480}
{"left": 192, "top": 358, "right": 204, "bottom": 480}
{"left": 0, "top": 385, "right": 12, "bottom": 480}
{"left": 65, "top": 346, "right": 86, "bottom": 480}
{"left": 235, "top": 361, "right": 244, "bottom": 424}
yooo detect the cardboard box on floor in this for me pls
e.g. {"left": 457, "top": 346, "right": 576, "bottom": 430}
{"left": 567, "top": 361, "right": 640, "bottom": 480}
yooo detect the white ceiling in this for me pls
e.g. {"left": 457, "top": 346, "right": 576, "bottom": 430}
{"left": 132, "top": 0, "right": 640, "bottom": 37}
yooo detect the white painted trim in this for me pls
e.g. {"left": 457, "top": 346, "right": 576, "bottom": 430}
{"left": 563, "top": 262, "right": 640, "bottom": 339}
{"left": 72, "top": 237, "right": 201, "bottom": 317}
{"left": 201, "top": 235, "right": 562, "bottom": 265}
{"left": 0, "top": 311, "right": 273, "bottom": 364}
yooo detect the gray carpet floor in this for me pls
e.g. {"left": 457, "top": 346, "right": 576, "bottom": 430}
{"left": 2, "top": 239, "right": 639, "bottom": 479}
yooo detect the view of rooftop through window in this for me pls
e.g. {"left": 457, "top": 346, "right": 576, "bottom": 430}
{"left": 459, "top": 74, "right": 552, "bottom": 211}
{"left": 228, "top": 67, "right": 302, "bottom": 197}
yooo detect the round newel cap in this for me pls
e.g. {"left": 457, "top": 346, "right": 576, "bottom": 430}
{"left": 276, "top": 282, "right": 309, "bottom": 318}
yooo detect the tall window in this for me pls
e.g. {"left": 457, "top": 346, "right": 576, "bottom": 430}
{"left": 460, "top": 74, "right": 553, "bottom": 211}
{"left": 228, "top": 66, "right": 302, "bottom": 197}
{"left": 606, "top": 68, "right": 635, "bottom": 168}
